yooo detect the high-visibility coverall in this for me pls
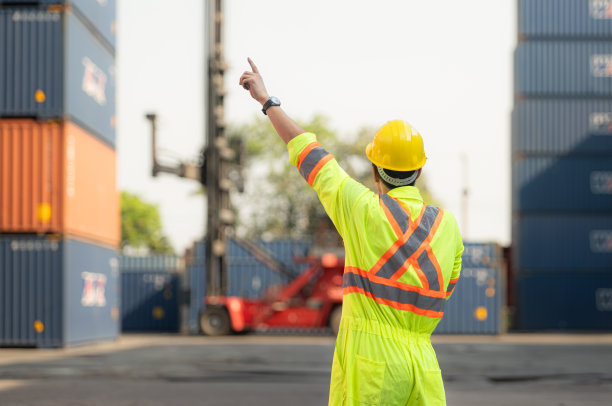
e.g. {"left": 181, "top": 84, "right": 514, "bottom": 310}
{"left": 288, "top": 133, "right": 464, "bottom": 405}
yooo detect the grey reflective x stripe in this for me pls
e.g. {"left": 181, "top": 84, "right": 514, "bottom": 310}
{"left": 375, "top": 205, "right": 440, "bottom": 280}
{"left": 343, "top": 272, "right": 446, "bottom": 313}
{"left": 416, "top": 249, "right": 441, "bottom": 291}
{"left": 446, "top": 280, "right": 457, "bottom": 293}
{"left": 299, "top": 146, "right": 329, "bottom": 181}
{"left": 380, "top": 194, "right": 409, "bottom": 235}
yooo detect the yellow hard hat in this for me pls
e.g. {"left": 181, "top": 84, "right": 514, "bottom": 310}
{"left": 365, "top": 120, "right": 426, "bottom": 171}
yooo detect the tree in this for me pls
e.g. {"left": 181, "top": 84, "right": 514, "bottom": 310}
{"left": 120, "top": 191, "right": 173, "bottom": 254}
{"left": 228, "top": 115, "right": 439, "bottom": 240}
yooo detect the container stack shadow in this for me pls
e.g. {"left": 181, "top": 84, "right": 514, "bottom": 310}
{"left": 0, "top": 0, "right": 118, "bottom": 347}
{"left": 513, "top": 0, "right": 612, "bottom": 330}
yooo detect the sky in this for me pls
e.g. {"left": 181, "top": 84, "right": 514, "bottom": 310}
{"left": 117, "top": 0, "right": 516, "bottom": 254}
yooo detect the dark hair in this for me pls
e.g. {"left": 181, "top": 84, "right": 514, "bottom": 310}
{"left": 373, "top": 164, "right": 418, "bottom": 189}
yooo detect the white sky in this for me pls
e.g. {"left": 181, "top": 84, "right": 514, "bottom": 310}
{"left": 117, "top": 0, "right": 515, "bottom": 254}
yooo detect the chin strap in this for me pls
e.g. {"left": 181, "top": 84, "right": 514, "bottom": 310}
{"left": 376, "top": 165, "right": 418, "bottom": 187}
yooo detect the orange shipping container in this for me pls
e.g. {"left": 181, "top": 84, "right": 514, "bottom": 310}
{"left": 0, "top": 119, "right": 119, "bottom": 247}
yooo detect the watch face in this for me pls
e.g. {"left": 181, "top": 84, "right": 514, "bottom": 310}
{"left": 270, "top": 96, "right": 281, "bottom": 105}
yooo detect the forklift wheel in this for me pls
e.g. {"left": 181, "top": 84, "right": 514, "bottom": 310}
{"left": 200, "top": 307, "right": 232, "bottom": 336}
{"left": 329, "top": 305, "right": 342, "bottom": 335}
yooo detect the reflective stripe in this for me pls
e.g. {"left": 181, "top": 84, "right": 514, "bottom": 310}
{"left": 446, "top": 277, "right": 459, "bottom": 297}
{"left": 343, "top": 271, "right": 446, "bottom": 317}
{"left": 298, "top": 146, "right": 331, "bottom": 185}
{"left": 380, "top": 194, "right": 409, "bottom": 237}
{"left": 416, "top": 250, "right": 440, "bottom": 291}
{"left": 375, "top": 206, "right": 440, "bottom": 279}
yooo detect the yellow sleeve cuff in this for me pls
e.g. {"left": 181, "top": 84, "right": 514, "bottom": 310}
{"left": 287, "top": 132, "right": 317, "bottom": 166}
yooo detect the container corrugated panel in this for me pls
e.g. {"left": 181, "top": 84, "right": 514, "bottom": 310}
{"left": 0, "top": 237, "right": 63, "bottom": 347}
{"left": 120, "top": 272, "right": 179, "bottom": 332}
{"left": 513, "top": 156, "right": 612, "bottom": 211}
{"left": 0, "top": 1, "right": 116, "bottom": 50}
{"left": 258, "top": 239, "right": 312, "bottom": 276}
{"left": 0, "top": 8, "right": 116, "bottom": 147}
{"left": 514, "top": 214, "right": 612, "bottom": 272}
{"left": 517, "top": 273, "right": 612, "bottom": 330}
{"left": 0, "top": 235, "right": 119, "bottom": 347}
{"left": 119, "top": 255, "right": 181, "bottom": 272}
{"left": 518, "top": 0, "right": 612, "bottom": 39}
{"left": 461, "top": 243, "right": 503, "bottom": 268}
{"left": 512, "top": 100, "right": 612, "bottom": 156}
{"left": 63, "top": 238, "right": 119, "bottom": 345}
{"left": 434, "top": 266, "right": 504, "bottom": 335}
{"left": 0, "top": 119, "right": 120, "bottom": 246}
{"left": 515, "top": 41, "right": 612, "bottom": 97}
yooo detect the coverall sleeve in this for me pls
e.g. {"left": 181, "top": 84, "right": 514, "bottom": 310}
{"left": 447, "top": 220, "right": 464, "bottom": 299}
{"left": 287, "top": 132, "right": 372, "bottom": 239}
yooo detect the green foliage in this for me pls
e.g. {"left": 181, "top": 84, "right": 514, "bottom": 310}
{"left": 228, "top": 114, "right": 438, "bottom": 239}
{"left": 120, "top": 191, "right": 173, "bottom": 254}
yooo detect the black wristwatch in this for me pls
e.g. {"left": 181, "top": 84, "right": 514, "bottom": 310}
{"left": 262, "top": 96, "right": 281, "bottom": 115}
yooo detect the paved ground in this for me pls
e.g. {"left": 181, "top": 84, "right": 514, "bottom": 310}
{"left": 0, "top": 334, "right": 611, "bottom": 405}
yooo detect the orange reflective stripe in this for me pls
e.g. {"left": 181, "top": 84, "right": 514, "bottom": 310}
{"left": 296, "top": 142, "right": 321, "bottom": 170}
{"left": 307, "top": 154, "right": 333, "bottom": 186}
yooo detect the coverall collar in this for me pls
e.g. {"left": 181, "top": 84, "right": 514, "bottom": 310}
{"left": 385, "top": 186, "right": 423, "bottom": 202}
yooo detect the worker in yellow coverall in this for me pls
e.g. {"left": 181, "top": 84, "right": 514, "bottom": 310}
{"left": 240, "top": 58, "right": 463, "bottom": 406}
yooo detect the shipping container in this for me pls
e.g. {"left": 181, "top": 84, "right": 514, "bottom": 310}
{"left": 119, "top": 255, "right": 182, "bottom": 272}
{"left": 512, "top": 100, "right": 612, "bottom": 156}
{"left": 120, "top": 271, "right": 180, "bottom": 333}
{"left": 0, "top": 7, "right": 116, "bottom": 146}
{"left": 461, "top": 243, "right": 503, "bottom": 268}
{"left": 517, "top": 272, "right": 612, "bottom": 330}
{"left": 188, "top": 239, "right": 311, "bottom": 334}
{"left": 518, "top": 0, "right": 612, "bottom": 39}
{"left": 513, "top": 156, "right": 612, "bottom": 212}
{"left": 0, "top": 235, "right": 119, "bottom": 347}
{"left": 0, "top": 119, "right": 120, "bottom": 246}
{"left": 513, "top": 214, "right": 612, "bottom": 272}
{"left": 434, "top": 266, "right": 504, "bottom": 335}
{"left": 0, "top": 1, "right": 116, "bottom": 50}
{"left": 515, "top": 41, "right": 612, "bottom": 97}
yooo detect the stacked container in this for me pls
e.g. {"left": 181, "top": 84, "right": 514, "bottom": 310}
{"left": 0, "top": 1, "right": 118, "bottom": 347}
{"left": 434, "top": 243, "right": 505, "bottom": 335}
{"left": 119, "top": 256, "right": 182, "bottom": 333}
{"left": 513, "top": 0, "right": 612, "bottom": 330}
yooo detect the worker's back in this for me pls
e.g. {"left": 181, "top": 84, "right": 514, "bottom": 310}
{"left": 287, "top": 132, "right": 463, "bottom": 405}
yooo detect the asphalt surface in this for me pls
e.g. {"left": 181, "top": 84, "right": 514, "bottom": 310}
{"left": 0, "top": 334, "right": 611, "bottom": 405}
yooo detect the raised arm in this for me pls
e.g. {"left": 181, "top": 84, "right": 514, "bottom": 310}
{"left": 239, "top": 58, "right": 305, "bottom": 144}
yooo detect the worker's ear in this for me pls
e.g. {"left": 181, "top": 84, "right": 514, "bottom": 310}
{"left": 416, "top": 168, "right": 422, "bottom": 181}
{"left": 372, "top": 164, "right": 379, "bottom": 184}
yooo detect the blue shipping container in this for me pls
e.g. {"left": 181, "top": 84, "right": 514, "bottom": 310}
{"left": 517, "top": 273, "right": 612, "bottom": 330}
{"left": 435, "top": 266, "right": 504, "bottom": 335}
{"left": 188, "top": 239, "right": 311, "bottom": 334}
{"left": 0, "top": 0, "right": 116, "bottom": 50}
{"left": 514, "top": 214, "right": 612, "bottom": 272}
{"left": 0, "top": 236, "right": 119, "bottom": 347}
{"left": 0, "top": 7, "right": 116, "bottom": 147}
{"left": 512, "top": 100, "right": 612, "bottom": 156}
{"left": 120, "top": 272, "right": 179, "bottom": 332}
{"left": 515, "top": 41, "right": 612, "bottom": 97}
{"left": 513, "top": 156, "right": 612, "bottom": 212}
{"left": 518, "top": 0, "right": 612, "bottom": 39}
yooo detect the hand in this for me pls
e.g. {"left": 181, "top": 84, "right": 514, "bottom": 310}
{"left": 239, "top": 58, "right": 270, "bottom": 105}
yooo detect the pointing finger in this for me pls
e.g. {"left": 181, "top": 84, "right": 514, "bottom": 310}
{"left": 247, "top": 57, "right": 259, "bottom": 74}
